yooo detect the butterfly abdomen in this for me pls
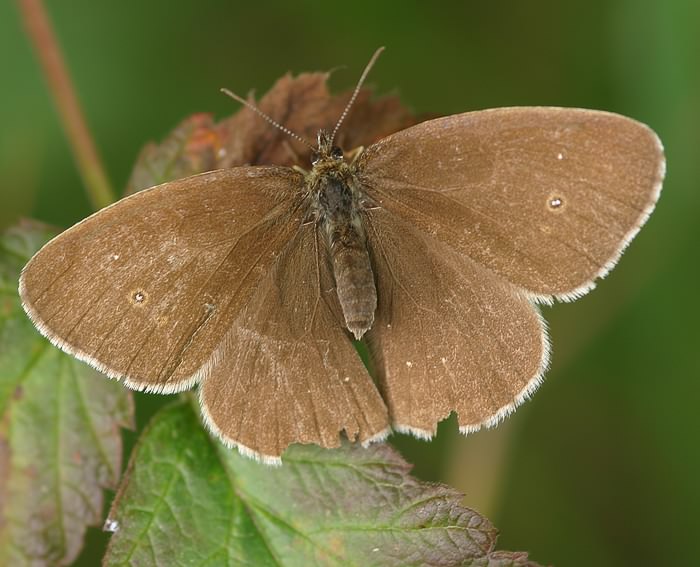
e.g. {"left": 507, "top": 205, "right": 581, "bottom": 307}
{"left": 317, "top": 173, "right": 377, "bottom": 339}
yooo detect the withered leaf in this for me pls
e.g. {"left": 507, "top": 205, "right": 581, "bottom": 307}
{"left": 126, "top": 72, "right": 420, "bottom": 196}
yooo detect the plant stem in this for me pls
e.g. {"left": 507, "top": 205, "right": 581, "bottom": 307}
{"left": 18, "top": 0, "right": 116, "bottom": 210}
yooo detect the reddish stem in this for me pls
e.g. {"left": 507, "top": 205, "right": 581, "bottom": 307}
{"left": 18, "top": 0, "right": 116, "bottom": 210}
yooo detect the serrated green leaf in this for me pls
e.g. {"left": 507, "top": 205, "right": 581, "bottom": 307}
{"left": 0, "top": 220, "right": 134, "bottom": 566}
{"left": 471, "top": 550, "right": 544, "bottom": 567}
{"left": 104, "top": 400, "right": 540, "bottom": 567}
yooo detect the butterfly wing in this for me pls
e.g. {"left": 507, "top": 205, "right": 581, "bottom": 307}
{"left": 20, "top": 167, "right": 306, "bottom": 393}
{"left": 357, "top": 107, "right": 665, "bottom": 301}
{"left": 199, "top": 222, "right": 389, "bottom": 463}
{"left": 365, "top": 207, "right": 547, "bottom": 437}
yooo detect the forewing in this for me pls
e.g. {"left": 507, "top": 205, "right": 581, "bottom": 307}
{"left": 199, "top": 223, "right": 389, "bottom": 463}
{"left": 19, "top": 167, "right": 305, "bottom": 392}
{"left": 358, "top": 107, "right": 665, "bottom": 301}
{"left": 365, "top": 207, "right": 548, "bottom": 437}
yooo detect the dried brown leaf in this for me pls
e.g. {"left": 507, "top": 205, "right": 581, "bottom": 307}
{"left": 126, "top": 72, "right": 420, "bottom": 196}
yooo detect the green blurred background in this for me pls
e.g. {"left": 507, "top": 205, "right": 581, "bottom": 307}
{"left": 2, "top": 1, "right": 698, "bottom": 565}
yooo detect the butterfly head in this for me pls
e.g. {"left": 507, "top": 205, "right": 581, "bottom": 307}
{"left": 311, "top": 130, "right": 344, "bottom": 166}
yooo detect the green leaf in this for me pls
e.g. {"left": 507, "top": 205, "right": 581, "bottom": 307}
{"left": 0, "top": 220, "right": 134, "bottom": 566}
{"left": 104, "top": 400, "right": 540, "bottom": 566}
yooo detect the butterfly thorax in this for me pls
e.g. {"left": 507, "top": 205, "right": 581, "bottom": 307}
{"left": 306, "top": 132, "right": 377, "bottom": 339}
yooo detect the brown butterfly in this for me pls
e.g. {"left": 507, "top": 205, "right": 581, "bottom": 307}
{"left": 19, "top": 48, "right": 665, "bottom": 464}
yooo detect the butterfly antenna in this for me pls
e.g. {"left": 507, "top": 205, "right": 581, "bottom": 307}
{"left": 220, "top": 88, "right": 314, "bottom": 151}
{"left": 330, "top": 46, "right": 385, "bottom": 144}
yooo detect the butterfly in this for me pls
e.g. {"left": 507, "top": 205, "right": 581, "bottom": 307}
{"left": 19, "top": 48, "right": 665, "bottom": 464}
